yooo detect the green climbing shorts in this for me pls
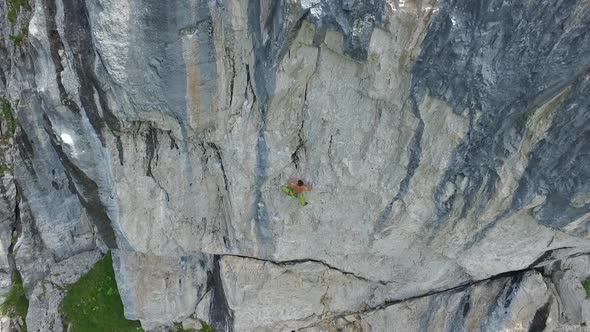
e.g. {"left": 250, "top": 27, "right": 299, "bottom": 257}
{"left": 281, "top": 186, "right": 306, "bottom": 206}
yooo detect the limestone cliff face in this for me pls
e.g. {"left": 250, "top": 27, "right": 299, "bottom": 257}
{"left": 1, "top": 0, "right": 590, "bottom": 331}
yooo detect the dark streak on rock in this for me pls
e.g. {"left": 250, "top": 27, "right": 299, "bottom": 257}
{"left": 207, "top": 142, "right": 230, "bottom": 193}
{"left": 42, "top": 0, "right": 81, "bottom": 114}
{"left": 253, "top": 124, "right": 272, "bottom": 253}
{"left": 244, "top": 63, "right": 252, "bottom": 101}
{"left": 115, "top": 136, "right": 124, "bottom": 165}
{"left": 42, "top": 114, "right": 117, "bottom": 248}
{"left": 7, "top": 184, "right": 22, "bottom": 273}
{"left": 145, "top": 126, "right": 158, "bottom": 177}
{"left": 15, "top": 129, "right": 36, "bottom": 178}
{"left": 61, "top": 0, "right": 102, "bottom": 140}
{"left": 51, "top": 180, "right": 60, "bottom": 190}
{"left": 60, "top": 0, "right": 125, "bottom": 154}
{"left": 168, "top": 131, "right": 179, "bottom": 150}
{"left": 448, "top": 288, "right": 472, "bottom": 331}
{"left": 291, "top": 117, "right": 305, "bottom": 169}
{"left": 418, "top": 293, "right": 448, "bottom": 332}
{"left": 461, "top": 293, "right": 471, "bottom": 318}
{"left": 247, "top": 0, "right": 274, "bottom": 256}
{"left": 503, "top": 274, "right": 523, "bottom": 309}
{"left": 144, "top": 125, "right": 169, "bottom": 202}
{"left": 227, "top": 48, "right": 235, "bottom": 107}
{"left": 208, "top": 255, "right": 234, "bottom": 332}
{"left": 245, "top": 64, "right": 257, "bottom": 114}
{"left": 528, "top": 301, "right": 551, "bottom": 332}
{"left": 17, "top": 195, "right": 49, "bottom": 258}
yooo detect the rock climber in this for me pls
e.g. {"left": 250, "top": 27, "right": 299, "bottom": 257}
{"left": 282, "top": 177, "right": 312, "bottom": 206}
{"left": 288, "top": 177, "right": 312, "bottom": 194}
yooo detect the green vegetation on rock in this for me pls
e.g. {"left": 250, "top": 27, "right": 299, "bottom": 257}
{"left": 0, "top": 97, "right": 18, "bottom": 137}
{"left": 199, "top": 322, "right": 214, "bottom": 332}
{"left": 0, "top": 163, "right": 14, "bottom": 176}
{"left": 60, "top": 252, "right": 144, "bottom": 332}
{"left": 582, "top": 277, "right": 590, "bottom": 298}
{"left": 7, "top": 0, "right": 26, "bottom": 27}
{"left": 0, "top": 271, "right": 29, "bottom": 331}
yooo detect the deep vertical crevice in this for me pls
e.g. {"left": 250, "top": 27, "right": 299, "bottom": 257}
{"left": 7, "top": 184, "right": 22, "bottom": 274}
{"left": 528, "top": 301, "right": 551, "bottom": 332}
{"left": 42, "top": 0, "right": 82, "bottom": 114}
{"left": 208, "top": 255, "right": 234, "bottom": 332}
{"left": 207, "top": 142, "right": 230, "bottom": 193}
{"left": 227, "top": 48, "right": 235, "bottom": 107}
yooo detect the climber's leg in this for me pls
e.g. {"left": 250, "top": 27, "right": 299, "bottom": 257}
{"left": 297, "top": 193, "right": 306, "bottom": 206}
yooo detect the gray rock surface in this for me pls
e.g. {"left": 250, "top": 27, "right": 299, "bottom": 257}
{"left": 112, "top": 250, "right": 212, "bottom": 330}
{"left": 1, "top": 0, "right": 590, "bottom": 331}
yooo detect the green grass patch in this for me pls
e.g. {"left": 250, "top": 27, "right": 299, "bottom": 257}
{"left": 7, "top": 0, "right": 26, "bottom": 27}
{"left": 0, "top": 163, "right": 13, "bottom": 176}
{"left": 7, "top": 6, "right": 18, "bottom": 27}
{"left": 199, "top": 322, "right": 214, "bottom": 332}
{"left": 0, "top": 271, "right": 29, "bottom": 330}
{"left": 60, "top": 252, "right": 144, "bottom": 332}
{"left": 0, "top": 97, "right": 18, "bottom": 137}
{"left": 582, "top": 277, "right": 590, "bottom": 298}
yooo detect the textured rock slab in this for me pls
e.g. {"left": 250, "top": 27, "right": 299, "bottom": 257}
{"left": 218, "top": 255, "right": 383, "bottom": 331}
{"left": 112, "top": 250, "right": 212, "bottom": 330}
{"left": 217, "top": 254, "right": 590, "bottom": 332}
{"left": 545, "top": 255, "right": 590, "bottom": 328}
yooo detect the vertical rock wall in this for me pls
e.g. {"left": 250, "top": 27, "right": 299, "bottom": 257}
{"left": 1, "top": 0, "right": 589, "bottom": 331}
